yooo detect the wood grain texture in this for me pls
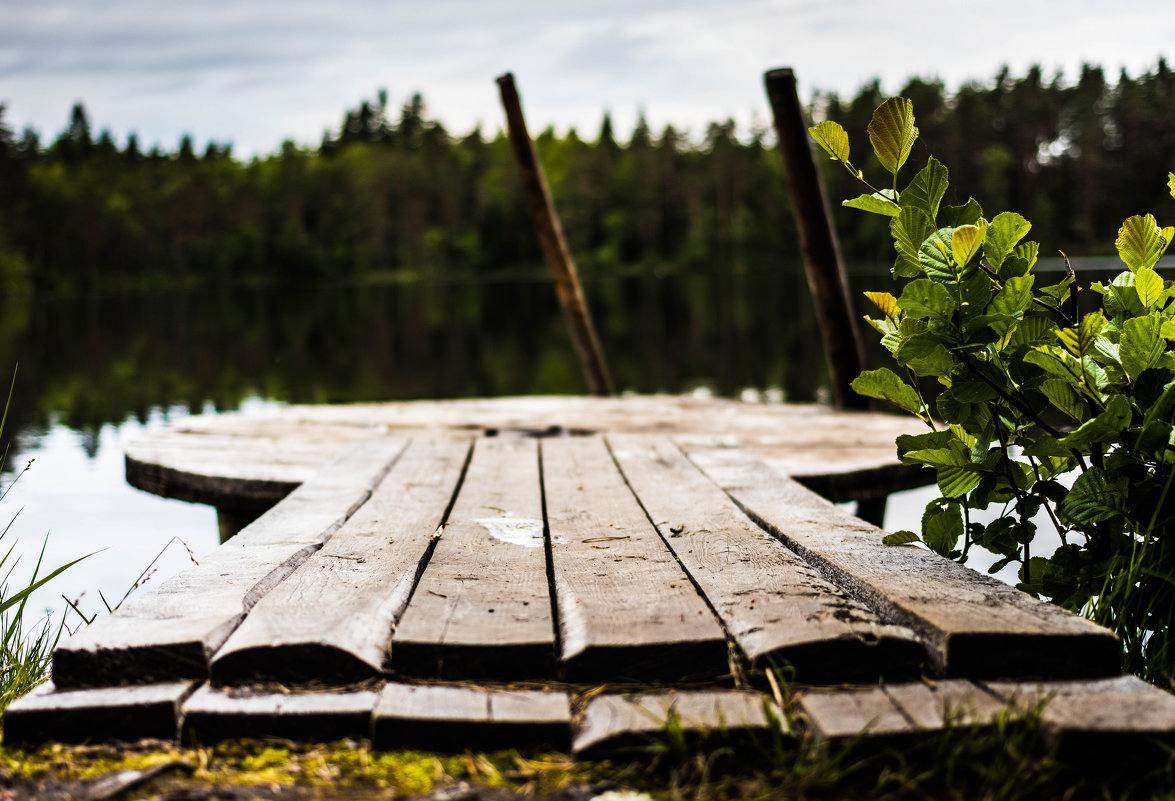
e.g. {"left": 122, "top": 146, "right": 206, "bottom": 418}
{"left": 372, "top": 683, "right": 571, "bottom": 752}
{"left": 497, "top": 73, "right": 615, "bottom": 397}
{"left": 229, "top": 439, "right": 408, "bottom": 547}
{"left": 53, "top": 440, "right": 407, "bottom": 687}
{"left": 682, "top": 442, "right": 1121, "bottom": 678}
{"left": 181, "top": 685, "right": 379, "bottom": 743}
{"left": 606, "top": 434, "right": 922, "bottom": 682}
{"left": 541, "top": 436, "right": 728, "bottom": 681}
{"left": 573, "top": 690, "right": 782, "bottom": 758}
{"left": 764, "top": 67, "right": 867, "bottom": 410}
{"left": 212, "top": 438, "right": 472, "bottom": 684}
{"left": 2, "top": 681, "right": 195, "bottom": 745}
{"left": 125, "top": 396, "right": 928, "bottom": 510}
{"left": 795, "top": 686, "right": 913, "bottom": 743}
{"left": 882, "top": 680, "right": 1007, "bottom": 729}
{"left": 984, "top": 675, "right": 1175, "bottom": 760}
{"left": 392, "top": 437, "right": 555, "bottom": 679}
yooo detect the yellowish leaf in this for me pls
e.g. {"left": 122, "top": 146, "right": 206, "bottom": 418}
{"left": 809, "top": 121, "right": 850, "bottom": 163}
{"left": 951, "top": 224, "right": 986, "bottom": 267}
{"left": 864, "top": 291, "right": 899, "bottom": 318}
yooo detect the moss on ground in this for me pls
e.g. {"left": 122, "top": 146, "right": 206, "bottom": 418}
{"left": 2, "top": 716, "right": 1175, "bottom": 800}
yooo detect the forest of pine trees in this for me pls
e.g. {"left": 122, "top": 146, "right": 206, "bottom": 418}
{"left": 1, "top": 61, "right": 1173, "bottom": 294}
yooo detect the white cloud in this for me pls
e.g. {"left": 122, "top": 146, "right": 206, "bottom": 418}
{"left": 0, "top": 0, "right": 1171, "bottom": 156}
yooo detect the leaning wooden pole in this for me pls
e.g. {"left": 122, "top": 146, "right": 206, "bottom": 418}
{"left": 764, "top": 68, "right": 868, "bottom": 410}
{"left": 497, "top": 72, "right": 615, "bottom": 397}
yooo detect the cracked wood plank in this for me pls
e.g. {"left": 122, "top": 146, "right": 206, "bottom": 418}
{"left": 681, "top": 441, "right": 1121, "bottom": 678}
{"left": 372, "top": 683, "right": 571, "bottom": 751}
{"left": 211, "top": 437, "right": 473, "bottom": 684}
{"left": 606, "top": 435, "right": 922, "bottom": 682}
{"left": 52, "top": 440, "right": 407, "bottom": 687}
{"left": 573, "top": 690, "right": 782, "bottom": 758}
{"left": 182, "top": 684, "right": 379, "bottom": 743}
{"left": 391, "top": 436, "right": 555, "bottom": 679}
{"left": 542, "top": 436, "right": 728, "bottom": 681}
{"left": 3, "top": 681, "right": 196, "bottom": 745}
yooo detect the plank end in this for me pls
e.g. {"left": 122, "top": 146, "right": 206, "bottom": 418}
{"left": 211, "top": 644, "right": 381, "bottom": 686}
{"left": 3, "top": 681, "right": 195, "bottom": 746}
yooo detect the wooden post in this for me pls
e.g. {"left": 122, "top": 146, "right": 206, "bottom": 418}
{"left": 496, "top": 73, "right": 615, "bottom": 397}
{"left": 764, "top": 68, "right": 868, "bottom": 410}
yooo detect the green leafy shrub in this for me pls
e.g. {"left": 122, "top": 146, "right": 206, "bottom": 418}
{"left": 811, "top": 99, "right": 1175, "bottom": 683}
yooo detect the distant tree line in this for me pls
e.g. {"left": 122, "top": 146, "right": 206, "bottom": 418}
{"left": 0, "top": 62, "right": 1173, "bottom": 293}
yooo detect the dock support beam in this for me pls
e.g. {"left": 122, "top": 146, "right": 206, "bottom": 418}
{"left": 764, "top": 68, "right": 868, "bottom": 410}
{"left": 497, "top": 72, "right": 615, "bottom": 397}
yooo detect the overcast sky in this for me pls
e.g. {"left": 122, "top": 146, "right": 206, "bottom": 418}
{"left": 2, "top": 0, "right": 1173, "bottom": 157}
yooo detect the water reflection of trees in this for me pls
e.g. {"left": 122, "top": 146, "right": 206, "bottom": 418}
{"left": 0, "top": 273, "right": 826, "bottom": 460}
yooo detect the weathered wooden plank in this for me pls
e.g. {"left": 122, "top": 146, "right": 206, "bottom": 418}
{"left": 682, "top": 442, "right": 1122, "bottom": 678}
{"left": 541, "top": 436, "right": 729, "bottom": 681}
{"left": 125, "top": 396, "right": 929, "bottom": 510}
{"left": 371, "top": 683, "right": 571, "bottom": 752}
{"left": 392, "top": 437, "right": 555, "bottom": 679}
{"left": 181, "top": 684, "right": 379, "bottom": 744}
{"left": 573, "top": 690, "right": 782, "bottom": 758}
{"left": 229, "top": 439, "right": 408, "bottom": 547}
{"left": 882, "top": 680, "right": 1007, "bottom": 729}
{"left": 795, "top": 686, "right": 913, "bottom": 743}
{"left": 606, "top": 434, "right": 922, "bottom": 682}
{"left": 985, "top": 676, "right": 1175, "bottom": 760}
{"left": 2, "top": 681, "right": 195, "bottom": 745}
{"left": 211, "top": 438, "right": 472, "bottom": 684}
{"left": 53, "top": 440, "right": 407, "bottom": 687}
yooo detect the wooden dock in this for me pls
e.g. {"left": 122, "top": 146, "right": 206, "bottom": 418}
{"left": 7, "top": 396, "right": 1175, "bottom": 756}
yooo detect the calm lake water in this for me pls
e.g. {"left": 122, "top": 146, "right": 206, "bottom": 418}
{"left": 4, "top": 264, "right": 1071, "bottom": 627}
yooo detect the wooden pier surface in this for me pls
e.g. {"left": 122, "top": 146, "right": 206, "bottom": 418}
{"left": 9, "top": 396, "right": 1175, "bottom": 755}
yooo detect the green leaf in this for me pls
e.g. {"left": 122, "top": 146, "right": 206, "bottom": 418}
{"left": 844, "top": 190, "right": 901, "bottom": 216}
{"left": 896, "top": 430, "right": 955, "bottom": 461}
{"left": 891, "top": 207, "right": 935, "bottom": 278}
{"left": 882, "top": 530, "right": 920, "bottom": 546}
{"left": 1022, "top": 435, "right": 1073, "bottom": 459}
{"left": 938, "top": 465, "right": 983, "bottom": 498}
{"left": 919, "top": 227, "right": 958, "bottom": 282}
{"left": 1011, "top": 315, "right": 1058, "bottom": 347}
{"left": 938, "top": 198, "right": 983, "bottom": 227}
{"left": 897, "top": 279, "right": 954, "bottom": 319}
{"left": 1121, "top": 313, "right": 1165, "bottom": 381}
{"left": 1039, "top": 274, "right": 1075, "bottom": 306}
{"left": 904, "top": 446, "right": 968, "bottom": 467}
{"left": 950, "top": 374, "right": 1000, "bottom": 403}
{"left": 1057, "top": 467, "right": 1127, "bottom": 526}
{"left": 1135, "top": 266, "right": 1165, "bottom": 308}
{"left": 1018, "top": 556, "right": 1050, "bottom": 597}
{"left": 851, "top": 368, "right": 924, "bottom": 416}
{"left": 1057, "top": 311, "right": 1106, "bottom": 358}
{"left": 951, "top": 224, "right": 986, "bottom": 268}
{"left": 868, "top": 98, "right": 918, "bottom": 176}
{"left": 1059, "top": 394, "right": 1132, "bottom": 449}
{"left": 1169, "top": 172, "right": 1175, "bottom": 200}
{"left": 1013, "top": 240, "right": 1040, "bottom": 269}
{"left": 895, "top": 337, "right": 954, "bottom": 377}
{"left": 899, "top": 156, "right": 949, "bottom": 218}
{"left": 992, "top": 275, "right": 1034, "bottom": 318}
{"left": 922, "top": 501, "right": 962, "bottom": 556}
{"left": 1116, "top": 214, "right": 1171, "bottom": 271}
{"left": 1163, "top": 319, "right": 1175, "bottom": 341}
{"left": 1107, "top": 271, "right": 1146, "bottom": 318}
{"left": 1041, "top": 378, "right": 1084, "bottom": 420}
{"left": 997, "top": 254, "right": 1032, "bottom": 280}
{"left": 809, "top": 120, "right": 850, "bottom": 162}
{"left": 982, "top": 211, "right": 1032, "bottom": 269}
